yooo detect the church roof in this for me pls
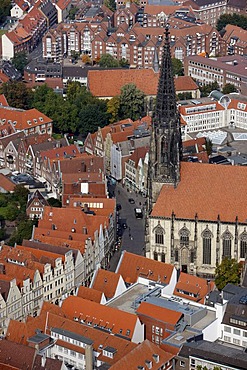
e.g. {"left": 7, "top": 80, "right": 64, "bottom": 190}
{"left": 151, "top": 162, "right": 247, "bottom": 223}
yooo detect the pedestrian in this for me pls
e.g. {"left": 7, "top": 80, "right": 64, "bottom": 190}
{"left": 130, "top": 236, "right": 133, "bottom": 240}
{"left": 118, "top": 190, "right": 120, "bottom": 195}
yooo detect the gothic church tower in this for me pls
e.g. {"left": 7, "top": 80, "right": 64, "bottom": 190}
{"left": 148, "top": 26, "right": 182, "bottom": 211}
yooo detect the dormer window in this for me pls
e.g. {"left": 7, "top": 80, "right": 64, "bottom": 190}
{"left": 39, "top": 117, "right": 43, "bottom": 122}
{"left": 27, "top": 120, "right": 32, "bottom": 125}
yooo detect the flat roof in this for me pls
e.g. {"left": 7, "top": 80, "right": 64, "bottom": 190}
{"left": 107, "top": 283, "right": 151, "bottom": 314}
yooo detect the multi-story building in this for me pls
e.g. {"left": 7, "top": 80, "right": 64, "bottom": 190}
{"left": 222, "top": 24, "right": 247, "bottom": 56}
{"left": 184, "top": 54, "right": 247, "bottom": 94}
{"left": 2, "top": 4, "right": 48, "bottom": 59}
{"left": 179, "top": 93, "right": 247, "bottom": 135}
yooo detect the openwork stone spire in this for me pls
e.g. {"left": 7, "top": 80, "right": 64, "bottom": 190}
{"left": 148, "top": 25, "right": 182, "bottom": 209}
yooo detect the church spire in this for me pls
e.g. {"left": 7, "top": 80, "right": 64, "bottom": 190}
{"left": 148, "top": 25, "right": 182, "bottom": 209}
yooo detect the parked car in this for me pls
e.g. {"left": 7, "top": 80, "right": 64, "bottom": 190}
{"left": 128, "top": 198, "right": 135, "bottom": 204}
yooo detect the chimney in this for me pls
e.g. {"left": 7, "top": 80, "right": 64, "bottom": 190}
{"left": 84, "top": 204, "right": 89, "bottom": 213}
{"left": 83, "top": 227, "right": 88, "bottom": 235}
{"left": 85, "top": 344, "right": 93, "bottom": 370}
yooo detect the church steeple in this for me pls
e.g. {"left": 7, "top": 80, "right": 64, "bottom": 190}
{"left": 148, "top": 25, "right": 182, "bottom": 209}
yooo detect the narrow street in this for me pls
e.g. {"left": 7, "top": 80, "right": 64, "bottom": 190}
{"left": 108, "top": 182, "right": 146, "bottom": 272}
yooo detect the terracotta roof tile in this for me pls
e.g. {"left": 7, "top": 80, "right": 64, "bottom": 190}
{"left": 91, "top": 269, "right": 121, "bottom": 299}
{"left": 137, "top": 301, "right": 183, "bottom": 325}
{"left": 116, "top": 251, "right": 174, "bottom": 285}
{"left": 110, "top": 339, "right": 174, "bottom": 370}
{"left": 0, "top": 339, "right": 36, "bottom": 369}
{"left": 45, "top": 312, "right": 137, "bottom": 365}
{"left": 0, "top": 174, "right": 15, "bottom": 192}
{"left": 0, "top": 107, "right": 52, "bottom": 131}
{"left": 151, "top": 162, "right": 247, "bottom": 223}
{"left": 0, "top": 94, "right": 9, "bottom": 105}
{"left": 88, "top": 69, "right": 198, "bottom": 98}
{"left": 62, "top": 296, "right": 139, "bottom": 340}
{"left": 174, "top": 272, "right": 214, "bottom": 303}
{"left": 77, "top": 286, "right": 104, "bottom": 303}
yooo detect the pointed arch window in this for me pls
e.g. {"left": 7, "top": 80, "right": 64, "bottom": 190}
{"left": 154, "top": 224, "right": 164, "bottom": 245}
{"left": 240, "top": 230, "right": 247, "bottom": 259}
{"left": 202, "top": 226, "right": 213, "bottom": 265}
{"left": 179, "top": 225, "right": 190, "bottom": 247}
{"left": 222, "top": 228, "right": 233, "bottom": 258}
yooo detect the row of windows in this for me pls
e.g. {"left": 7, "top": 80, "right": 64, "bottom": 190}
{"left": 155, "top": 230, "right": 247, "bottom": 261}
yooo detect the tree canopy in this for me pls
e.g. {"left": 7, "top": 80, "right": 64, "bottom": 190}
{"left": 199, "top": 81, "right": 219, "bottom": 97}
{"left": 217, "top": 13, "right": 247, "bottom": 31}
{"left": 0, "top": 0, "right": 11, "bottom": 23}
{"left": 172, "top": 58, "right": 184, "bottom": 76}
{"left": 222, "top": 83, "right": 237, "bottom": 94}
{"left": 215, "top": 257, "right": 241, "bottom": 291}
{"left": 11, "top": 52, "right": 28, "bottom": 75}
{"left": 119, "top": 83, "right": 145, "bottom": 121}
{"left": 0, "top": 81, "right": 32, "bottom": 110}
{"left": 99, "top": 54, "right": 120, "bottom": 68}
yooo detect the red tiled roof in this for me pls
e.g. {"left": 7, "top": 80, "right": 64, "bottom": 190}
{"left": 88, "top": 70, "right": 198, "bottom": 98}
{"left": 116, "top": 251, "right": 174, "bottom": 285}
{"left": 56, "top": 0, "right": 72, "bottom": 10}
{"left": 174, "top": 272, "right": 214, "bottom": 303}
{"left": 0, "top": 174, "right": 15, "bottom": 192}
{"left": 91, "top": 269, "right": 121, "bottom": 299}
{"left": 110, "top": 339, "right": 174, "bottom": 370}
{"left": 0, "top": 94, "right": 9, "bottom": 106}
{"left": 151, "top": 162, "right": 247, "bottom": 223}
{"left": 137, "top": 302, "right": 183, "bottom": 325}
{"left": 62, "top": 296, "right": 139, "bottom": 339}
{"left": 0, "top": 107, "right": 52, "bottom": 131}
{"left": 77, "top": 286, "right": 103, "bottom": 303}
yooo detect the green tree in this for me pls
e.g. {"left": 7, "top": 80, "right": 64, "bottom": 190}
{"left": 172, "top": 58, "right": 184, "bottom": 76}
{"left": 5, "top": 204, "right": 19, "bottom": 221}
{"left": 177, "top": 92, "right": 192, "bottom": 100}
{"left": 199, "top": 81, "right": 219, "bottom": 97}
{"left": 222, "top": 83, "right": 237, "bottom": 94}
{"left": 78, "top": 101, "right": 109, "bottom": 135}
{"left": 13, "top": 185, "right": 29, "bottom": 204}
{"left": 215, "top": 257, "right": 241, "bottom": 291}
{"left": 47, "top": 198, "right": 62, "bottom": 207}
{"left": 11, "top": 52, "right": 28, "bottom": 75}
{"left": 8, "top": 219, "right": 35, "bottom": 246}
{"left": 0, "top": 81, "right": 32, "bottom": 109}
{"left": 107, "top": 96, "right": 120, "bottom": 123}
{"left": 205, "top": 139, "right": 213, "bottom": 156}
{"left": 103, "top": 0, "right": 116, "bottom": 11}
{"left": 119, "top": 83, "right": 145, "bottom": 121}
{"left": 217, "top": 13, "right": 247, "bottom": 31}
{"left": 99, "top": 54, "right": 119, "bottom": 68}
{"left": 68, "top": 5, "right": 78, "bottom": 20}
{"left": 119, "top": 58, "right": 129, "bottom": 68}
{"left": 0, "top": 0, "right": 11, "bottom": 23}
